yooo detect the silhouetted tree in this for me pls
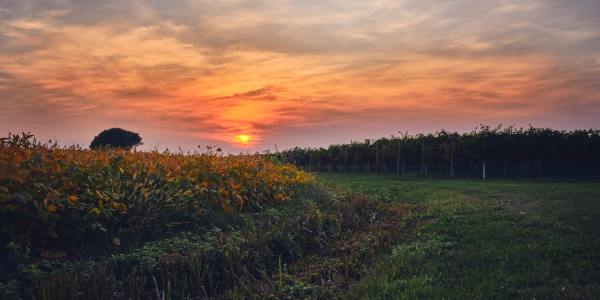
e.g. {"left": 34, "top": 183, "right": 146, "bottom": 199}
{"left": 90, "top": 128, "right": 142, "bottom": 150}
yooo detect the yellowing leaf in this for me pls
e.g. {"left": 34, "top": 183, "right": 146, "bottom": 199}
{"left": 67, "top": 195, "right": 78, "bottom": 204}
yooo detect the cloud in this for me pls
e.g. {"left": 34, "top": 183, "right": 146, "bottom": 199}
{"left": 0, "top": 0, "right": 599, "bottom": 151}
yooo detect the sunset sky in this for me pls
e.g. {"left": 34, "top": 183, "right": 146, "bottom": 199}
{"left": 1, "top": 0, "right": 599, "bottom": 151}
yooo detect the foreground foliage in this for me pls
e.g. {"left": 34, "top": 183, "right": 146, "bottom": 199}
{"left": 0, "top": 133, "right": 309, "bottom": 257}
{"left": 0, "top": 134, "right": 418, "bottom": 299}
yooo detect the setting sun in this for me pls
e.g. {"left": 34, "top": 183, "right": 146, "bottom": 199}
{"left": 234, "top": 134, "right": 251, "bottom": 144}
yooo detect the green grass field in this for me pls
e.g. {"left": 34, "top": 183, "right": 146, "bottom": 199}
{"left": 318, "top": 174, "right": 600, "bottom": 299}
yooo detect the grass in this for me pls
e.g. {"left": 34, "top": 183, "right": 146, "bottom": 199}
{"left": 0, "top": 181, "right": 419, "bottom": 299}
{"left": 319, "top": 173, "right": 600, "bottom": 299}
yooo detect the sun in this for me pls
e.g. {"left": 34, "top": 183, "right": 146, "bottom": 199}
{"left": 234, "top": 134, "right": 251, "bottom": 144}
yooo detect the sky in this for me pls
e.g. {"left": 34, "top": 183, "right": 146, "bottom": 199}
{"left": 1, "top": 0, "right": 599, "bottom": 152}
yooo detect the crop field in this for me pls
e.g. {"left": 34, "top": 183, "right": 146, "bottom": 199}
{"left": 1, "top": 133, "right": 599, "bottom": 299}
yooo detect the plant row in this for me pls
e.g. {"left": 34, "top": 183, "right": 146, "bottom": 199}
{"left": 0, "top": 133, "right": 310, "bottom": 266}
{"left": 278, "top": 125, "right": 600, "bottom": 178}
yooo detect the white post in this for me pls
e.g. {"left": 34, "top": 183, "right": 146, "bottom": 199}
{"left": 482, "top": 160, "right": 487, "bottom": 180}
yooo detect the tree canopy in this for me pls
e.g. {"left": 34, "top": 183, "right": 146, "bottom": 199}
{"left": 90, "top": 128, "right": 142, "bottom": 150}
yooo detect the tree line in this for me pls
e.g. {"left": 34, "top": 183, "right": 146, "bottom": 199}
{"left": 276, "top": 125, "right": 600, "bottom": 178}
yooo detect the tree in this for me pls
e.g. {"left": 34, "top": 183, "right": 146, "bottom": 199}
{"left": 90, "top": 128, "right": 142, "bottom": 150}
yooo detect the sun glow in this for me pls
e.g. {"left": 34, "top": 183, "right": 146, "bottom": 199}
{"left": 234, "top": 134, "right": 251, "bottom": 145}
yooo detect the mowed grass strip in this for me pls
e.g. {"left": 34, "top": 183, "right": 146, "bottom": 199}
{"left": 319, "top": 174, "right": 600, "bottom": 299}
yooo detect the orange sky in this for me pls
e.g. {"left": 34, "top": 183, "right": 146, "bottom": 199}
{"left": 1, "top": 0, "right": 599, "bottom": 151}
